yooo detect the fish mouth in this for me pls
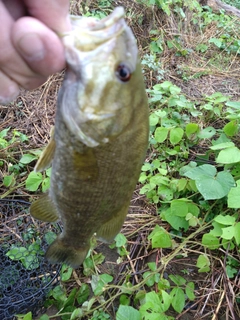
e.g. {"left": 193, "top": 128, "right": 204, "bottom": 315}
{"left": 62, "top": 7, "right": 126, "bottom": 52}
{"left": 83, "top": 7, "right": 125, "bottom": 31}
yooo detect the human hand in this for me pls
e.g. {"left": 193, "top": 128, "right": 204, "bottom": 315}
{"left": 0, "top": 0, "right": 72, "bottom": 104}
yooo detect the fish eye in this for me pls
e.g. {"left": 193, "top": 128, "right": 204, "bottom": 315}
{"left": 116, "top": 64, "right": 131, "bottom": 82}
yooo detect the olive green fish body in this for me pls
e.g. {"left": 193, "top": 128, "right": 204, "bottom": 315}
{"left": 30, "top": 7, "right": 149, "bottom": 268}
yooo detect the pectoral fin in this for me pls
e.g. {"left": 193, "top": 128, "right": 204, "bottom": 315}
{"left": 35, "top": 127, "right": 56, "bottom": 172}
{"left": 97, "top": 203, "right": 129, "bottom": 242}
{"left": 30, "top": 193, "right": 59, "bottom": 222}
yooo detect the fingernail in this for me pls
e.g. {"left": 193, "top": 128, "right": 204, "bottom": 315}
{"left": 18, "top": 33, "right": 45, "bottom": 61}
{"left": 0, "top": 75, "right": 19, "bottom": 105}
{"left": 0, "top": 88, "right": 19, "bottom": 104}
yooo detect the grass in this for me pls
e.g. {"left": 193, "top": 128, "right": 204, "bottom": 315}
{"left": 0, "top": 0, "right": 240, "bottom": 319}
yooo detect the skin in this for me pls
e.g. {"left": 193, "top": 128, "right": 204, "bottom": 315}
{"left": 0, "top": 0, "right": 72, "bottom": 104}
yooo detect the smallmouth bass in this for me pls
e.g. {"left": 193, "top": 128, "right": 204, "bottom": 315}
{"left": 30, "top": 7, "right": 149, "bottom": 268}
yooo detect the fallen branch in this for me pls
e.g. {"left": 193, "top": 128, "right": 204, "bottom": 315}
{"left": 207, "top": 0, "right": 240, "bottom": 18}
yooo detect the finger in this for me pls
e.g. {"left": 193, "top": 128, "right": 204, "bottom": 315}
{"left": 0, "top": 4, "right": 50, "bottom": 90}
{"left": 2, "top": 0, "right": 27, "bottom": 20}
{"left": 12, "top": 17, "right": 66, "bottom": 78}
{"left": 0, "top": 1, "right": 23, "bottom": 99}
{"left": 23, "top": 0, "right": 71, "bottom": 32}
{"left": 0, "top": 71, "right": 19, "bottom": 105}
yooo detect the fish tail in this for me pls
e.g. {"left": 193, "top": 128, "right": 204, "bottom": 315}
{"left": 46, "top": 237, "right": 89, "bottom": 268}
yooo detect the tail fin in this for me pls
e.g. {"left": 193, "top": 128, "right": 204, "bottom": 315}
{"left": 46, "top": 238, "right": 89, "bottom": 268}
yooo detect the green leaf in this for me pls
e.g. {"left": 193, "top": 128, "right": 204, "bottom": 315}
{"left": 39, "top": 314, "right": 49, "bottom": 320}
{"left": 6, "top": 246, "right": 28, "bottom": 260}
{"left": 148, "top": 262, "right": 157, "bottom": 272}
{"left": 44, "top": 231, "right": 57, "bottom": 245}
{"left": 61, "top": 306, "right": 75, "bottom": 320}
{"left": 187, "top": 202, "right": 200, "bottom": 217}
{"left": 92, "top": 274, "right": 113, "bottom": 296}
{"left": 140, "top": 290, "right": 172, "bottom": 315}
{"left": 25, "top": 171, "right": 43, "bottom": 191}
{"left": 169, "top": 274, "right": 186, "bottom": 286}
{"left": 42, "top": 177, "right": 50, "bottom": 192}
{"left": 46, "top": 167, "right": 52, "bottom": 177}
{"left": 76, "top": 283, "right": 90, "bottom": 305}
{"left": 234, "top": 222, "right": 240, "bottom": 245}
{"left": 0, "top": 127, "right": 10, "bottom": 138}
{"left": 186, "top": 213, "right": 198, "bottom": 227}
{"left": 221, "top": 226, "right": 235, "bottom": 240}
{"left": 226, "top": 265, "right": 238, "bottom": 278}
{"left": 171, "top": 199, "right": 188, "bottom": 217}
{"left": 209, "top": 37, "right": 222, "bottom": 48}
{"left": 20, "top": 154, "right": 37, "bottom": 164}
{"left": 183, "top": 165, "right": 235, "bottom": 200}
{"left": 198, "top": 126, "right": 216, "bottom": 139}
{"left": 217, "top": 147, "right": 240, "bottom": 164}
{"left": 115, "top": 233, "right": 127, "bottom": 247}
{"left": 116, "top": 305, "right": 141, "bottom": 320}
{"left": 169, "top": 84, "right": 181, "bottom": 95}
{"left": 149, "top": 113, "right": 160, "bottom": 126}
{"left": 183, "top": 164, "right": 216, "bottom": 180}
{"left": 51, "top": 285, "right": 67, "bottom": 304}
{"left": 62, "top": 288, "right": 77, "bottom": 308}
{"left": 210, "top": 221, "right": 224, "bottom": 237}
{"left": 160, "top": 290, "right": 172, "bottom": 312}
{"left": 223, "top": 120, "right": 238, "bottom": 137}
{"left": 3, "top": 174, "right": 15, "bottom": 187}
{"left": 143, "top": 271, "right": 159, "bottom": 287}
{"left": 162, "top": 208, "right": 189, "bottom": 231}
{"left": 0, "top": 138, "right": 8, "bottom": 148}
{"left": 158, "top": 279, "right": 170, "bottom": 291}
{"left": 196, "top": 254, "right": 210, "bottom": 272}
{"left": 169, "top": 127, "right": 184, "bottom": 145}
{"left": 120, "top": 294, "right": 130, "bottom": 306}
{"left": 70, "top": 308, "right": 83, "bottom": 320}
{"left": 202, "top": 233, "right": 220, "bottom": 249}
{"left": 177, "top": 178, "right": 188, "bottom": 191}
{"left": 195, "top": 172, "right": 234, "bottom": 200}
{"left": 225, "top": 101, "right": 240, "bottom": 109}
{"left": 228, "top": 179, "right": 240, "bottom": 208}
{"left": 142, "top": 291, "right": 162, "bottom": 312}
{"left": 60, "top": 264, "right": 73, "bottom": 281}
{"left": 170, "top": 287, "right": 185, "bottom": 313}
{"left": 185, "top": 282, "right": 195, "bottom": 301}
{"left": 185, "top": 123, "right": 199, "bottom": 138}
{"left": 158, "top": 185, "right": 174, "bottom": 201}
{"left": 148, "top": 225, "right": 172, "bottom": 248}
{"left": 210, "top": 142, "right": 235, "bottom": 150}
{"left": 20, "top": 312, "right": 33, "bottom": 320}
{"left": 154, "top": 127, "right": 169, "bottom": 143}
{"left": 214, "top": 214, "right": 235, "bottom": 225}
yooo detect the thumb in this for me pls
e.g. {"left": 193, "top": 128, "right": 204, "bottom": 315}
{"left": 12, "top": 17, "right": 66, "bottom": 77}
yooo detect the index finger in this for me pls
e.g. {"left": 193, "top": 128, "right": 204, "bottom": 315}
{"left": 23, "top": 0, "right": 71, "bottom": 32}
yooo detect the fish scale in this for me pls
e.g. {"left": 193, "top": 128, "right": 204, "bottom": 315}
{"left": 30, "top": 7, "right": 149, "bottom": 268}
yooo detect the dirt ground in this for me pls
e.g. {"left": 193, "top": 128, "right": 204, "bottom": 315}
{"left": 1, "top": 1, "right": 240, "bottom": 319}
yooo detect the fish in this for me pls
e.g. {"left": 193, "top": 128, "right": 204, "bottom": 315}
{"left": 30, "top": 6, "right": 149, "bottom": 268}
